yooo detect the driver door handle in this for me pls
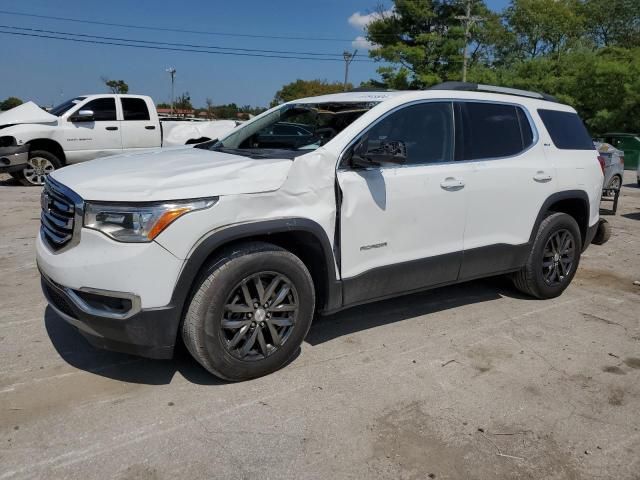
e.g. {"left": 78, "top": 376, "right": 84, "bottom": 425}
{"left": 105, "top": 126, "right": 118, "bottom": 131}
{"left": 533, "top": 171, "right": 553, "bottom": 183}
{"left": 440, "top": 177, "right": 465, "bottom": 191}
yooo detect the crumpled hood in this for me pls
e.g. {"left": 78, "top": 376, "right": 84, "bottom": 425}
{"left": 0, "top": 101, "right": 58, "bottom": 127}
{"left": 51, "top": 147, "right": 294, "bottom": 201}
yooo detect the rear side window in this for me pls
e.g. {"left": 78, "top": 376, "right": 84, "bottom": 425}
{"left": 456, "top": 102, "right": 534, "bottom": 160}
{"left": 122, "top": 98, "right": 150, "bottom": 121}
{"left": 538, "top": 109, "right": 593, "bottom": 150}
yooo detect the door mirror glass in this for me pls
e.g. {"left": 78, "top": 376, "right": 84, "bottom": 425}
{"left": 70, "top": 109, "right": 94, "bottom": 122}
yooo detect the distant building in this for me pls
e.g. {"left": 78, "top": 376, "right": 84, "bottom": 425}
{"left": 156, "top": 108, "right": 194, "bottom": 117}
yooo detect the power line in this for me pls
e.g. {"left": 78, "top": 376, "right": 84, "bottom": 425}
{"left": 0, "top": 9, "right": 357, "bottom": 43}
{"left": 0, "top": 25, "right": 369, "bottom": 59}
{"left": 0, "top": 29, "right": 378, "bottom": 62}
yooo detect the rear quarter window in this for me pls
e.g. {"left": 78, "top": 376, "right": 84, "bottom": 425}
{"left": 538, "top": 109, "right": 594, "bottom": 150}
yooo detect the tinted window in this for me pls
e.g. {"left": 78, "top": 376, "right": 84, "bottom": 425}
{"left": 366, "top": 102, "right": 454, "bottom": 164}
{"left": 122, "top": 98, "right": 150, "bottom": 121}
{"left": 81, "top": 98, "right": 117, "bottom": 121}
{"left": 538, "top": 109, "right": 594, "bottom": 150}
{"left": 457, "top": 102, "right": 531, "bottom": 160}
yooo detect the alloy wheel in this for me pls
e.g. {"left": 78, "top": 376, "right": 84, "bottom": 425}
{"left": 23, "top": 157, "right": 55, "bottom": 186}
{"left": 542, "top": 229, "right": 575, "bottom": 286}
{"left": 220, "top": 271, "right": 298, "bottom": 361}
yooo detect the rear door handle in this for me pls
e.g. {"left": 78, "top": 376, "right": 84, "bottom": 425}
{"left": 440, "top": 177, "right": 465, "bottom": 191}
{"left": 533, "top": 171, "right": 553, "bottom": 183}
{"left": 145, "top": 125, "right": 156, "bottom": 130}
{"left": 105, "top": 126, "right": 118, "bottom": 131}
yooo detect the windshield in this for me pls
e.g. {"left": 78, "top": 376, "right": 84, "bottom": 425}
{"left": 49, "top": 97, "right": 86, "bottom": 117}
{"left": 209, "top": 101, "right": 378, "bottom": 159}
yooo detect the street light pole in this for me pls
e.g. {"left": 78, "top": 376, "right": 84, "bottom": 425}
{"left": 343, "top": 50, "right": 357, "bottom": 91}
{"left": 166, "top": 67, "right": 176, "bottom": 115}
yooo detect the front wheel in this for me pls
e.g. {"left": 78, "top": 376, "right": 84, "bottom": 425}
{"left": 512, "top": 212, "right": 582, "bottom": 299}
{"left": 182, "top": 242, "right": 315, "bottom": 381}
{"left": 18, "top": 150, "right": 62, "bottom": 186}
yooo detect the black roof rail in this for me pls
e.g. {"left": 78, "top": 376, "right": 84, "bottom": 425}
{"left": 348, "top": 86, "right": 396, "bottom": 92}
{"left": 429, "top": 82, "right": 559, "bottom": 103}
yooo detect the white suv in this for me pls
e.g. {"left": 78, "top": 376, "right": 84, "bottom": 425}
{"left": 37, "top": 83, "right": 605, "bottom": 381}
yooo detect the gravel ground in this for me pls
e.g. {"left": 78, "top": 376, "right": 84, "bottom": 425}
{"left": 0, "top": 171, "right": 638, "bottom": 480}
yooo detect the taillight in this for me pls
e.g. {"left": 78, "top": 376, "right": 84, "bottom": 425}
{"left": 620, "top": 155, "right": 625, "bottom": 166}
{"left": 597, "top": 155, "right": 606, "bottom": 173}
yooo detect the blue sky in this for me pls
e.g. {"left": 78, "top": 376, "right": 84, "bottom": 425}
{"left": 0, "top": 0, "right": 509, "bottom": 108}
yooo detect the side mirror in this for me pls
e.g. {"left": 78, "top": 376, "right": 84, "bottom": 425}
{"left": 350, "top": 137, "right": 407, "bottom": 167}
{"left": 70, "top": 109, "right": 95, "bottom": 122}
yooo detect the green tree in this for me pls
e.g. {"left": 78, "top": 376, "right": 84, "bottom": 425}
{"left": 581, "top": 0, "right": 640, "bottom": 48}
{"left": 174, "top": 92, "right": 193, "bottom": 113}
{"left": 365, "top": 0, "right": 500, "bottom": 87}
{"left": 272, "top": 79, "right": 351, "bottom": 106}
{"left": 504, "top": 0, "right": 585, "bottom": 60}
{"left": 0, "top": 96, "right": 23, "bottom": 110}
{"left": 102, "top": 78, "right": 129, "bottom": 94}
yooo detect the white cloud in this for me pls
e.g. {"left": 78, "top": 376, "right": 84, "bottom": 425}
{"left": 348, "top": 10, "right": 393, "bottom": 29}
{"left": 351, "top": 36, "right": 376, "bottom": 51}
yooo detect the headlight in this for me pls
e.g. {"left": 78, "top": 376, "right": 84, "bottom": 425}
{"left": 84, "top": 198, "right": 217, "bottom": 242}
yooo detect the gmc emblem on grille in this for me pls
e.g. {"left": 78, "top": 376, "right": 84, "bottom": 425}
{"left": 41, "top": 192, "right": 51, "bottom": 212}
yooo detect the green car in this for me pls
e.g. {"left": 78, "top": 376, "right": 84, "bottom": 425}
{"left": 599, "top": 133, "right": 640, "bottom": 171}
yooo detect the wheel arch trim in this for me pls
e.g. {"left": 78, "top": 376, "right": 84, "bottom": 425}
{"left": 530, "top": 190, "right": 590, "bottom": 246}
{"left": 168, "top": 218, "right": 342, "bottom": 318}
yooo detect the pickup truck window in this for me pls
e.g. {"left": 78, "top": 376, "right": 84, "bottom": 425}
{"left": 211, "top": 101, "right": 378, "bottom": 159}
{"left": 50, "top": 97, "right": 86, "bottom": 116}
{"left": 82, "top": 98, "right": 117, "bottom": 121}
{"left": 122, "top": 98, "right": 150, "bottom": 121}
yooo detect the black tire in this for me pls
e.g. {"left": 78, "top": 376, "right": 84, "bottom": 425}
{"left": 182, "top": 242, "right": 315, "bottom": 381}
{"left": 18, "top": 150, "right": 62, "bottom": 186}
{"left": 606, "top": 174, "right": 622, "bottom": 190}
{"left": 591, "top": 219, "right": 611, "bottom": 246}
{"left": 512, "top": 212, "right": 582, "bottom": 299}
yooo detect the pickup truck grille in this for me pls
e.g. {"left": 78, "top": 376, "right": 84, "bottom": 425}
{"left": 41, "top": 177, "right": 80, "bottom": 251}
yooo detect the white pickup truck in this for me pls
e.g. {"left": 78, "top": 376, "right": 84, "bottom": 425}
{"left": 0, "top": 94, "right": 237, "bottom": 185}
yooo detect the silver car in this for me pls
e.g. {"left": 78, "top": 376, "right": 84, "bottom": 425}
{"left": 595, "top": 141, "right": 625, "bottom": 190}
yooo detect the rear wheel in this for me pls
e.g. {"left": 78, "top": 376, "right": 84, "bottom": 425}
{"left": 606, "top": 174, "right": 622, "bottom": 190}
{"left": 18, "top": 150, "right": 62, "bottom": 186}
{"left": 512, "top": 212, "right": 582, "bottom": 299}
{"left": 182, "top": 242, "right": 315, "bottom": 381}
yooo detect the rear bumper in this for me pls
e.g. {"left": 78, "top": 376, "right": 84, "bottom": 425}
{"left": 41, "top": 272, "right": 181, "bottom": 359}
{"left": 0, "top": 144, "right": 28, "bottom": 173}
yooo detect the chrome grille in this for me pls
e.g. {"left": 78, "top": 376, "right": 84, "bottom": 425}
{"left": 41, "top": 177, "right": 82, "bottom": 251}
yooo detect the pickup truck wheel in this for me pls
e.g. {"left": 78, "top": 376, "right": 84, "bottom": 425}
{"left": 19, "top": 150, "right": 61, "bottom": 186}
{"left": 511, "top": 212, "right": 581, "bottom": 299}
{"left": 182, "top": 242, "right": 315, "bottom": 381}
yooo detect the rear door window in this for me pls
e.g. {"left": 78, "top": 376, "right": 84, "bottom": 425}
{"left": 122, "top": 98, "right": 150, "bottom": 121}
{"left": 456, "top": 102, "right": 533, "bottom": 160}
{"left": 538, "top": 109, "right": 594, "bottom": 150}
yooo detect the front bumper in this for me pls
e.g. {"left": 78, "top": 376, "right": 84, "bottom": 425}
{"left": 41, "top": 272, "right": 181, "bottom": 359}
{"left": 0, "top": 144, "right": 28, "bottom": 173}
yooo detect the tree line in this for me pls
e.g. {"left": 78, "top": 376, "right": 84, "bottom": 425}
{"left": 362, "top": 0, "right": 640, "bottom": 134}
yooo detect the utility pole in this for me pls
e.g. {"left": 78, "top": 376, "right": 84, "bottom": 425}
{"left": 166, "top": 67, "right": 176, "bottom": 115}
{"left": 343, "top": 50, "right": 357, "bottom": 91}
{"left": 455, "top": 0, "right": 484, "bottom": 83}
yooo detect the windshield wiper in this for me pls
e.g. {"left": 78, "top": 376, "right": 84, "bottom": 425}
{"left": 211, "top": 147, "right": 271, "bottom": 159}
